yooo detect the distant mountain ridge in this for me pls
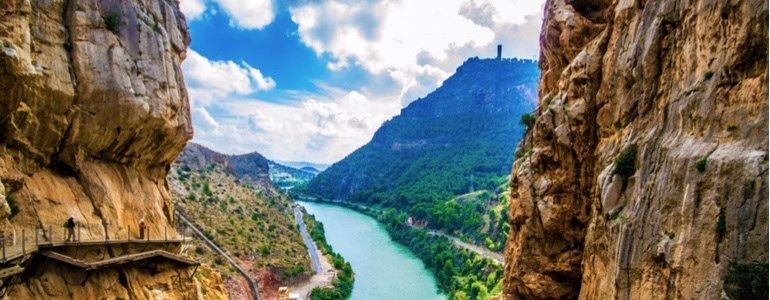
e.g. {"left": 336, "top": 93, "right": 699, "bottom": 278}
{"left": 176, "top": 143, "right": 272, "bottom": 189}
{"left": 268, "top": 160, "right": 318, "bottom": 191}
{"left": 306, "top": 57, "right": 539, "bottom": 213}
{"left": 277, "top": 161, "right": 330, "bottom": 172}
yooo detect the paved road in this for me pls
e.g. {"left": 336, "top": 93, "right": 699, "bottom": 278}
{"left": 293, "top": 205, "right": 322, "bottom": 273}
{"left": 290, "top": 205, "right": 336, "bottom": 299}
{"left": 424, "top": 229, "right": 504, "bottom": 265}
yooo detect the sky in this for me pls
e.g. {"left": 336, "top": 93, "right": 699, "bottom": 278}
{"left": 179, "top": 0, "right": 546, "bottom": 164}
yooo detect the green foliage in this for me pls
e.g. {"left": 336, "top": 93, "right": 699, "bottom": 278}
{"left": 716, "top": 209, "right": 726, "bottom": 235}
{"left": 520, "top": 113, "right": 535, "bottom": 129}
{"left": 306, "top": 58, "right": 538, "bottom": 240}
{"left": 724, "top": 262, "right": 768, "bottom": 299}
{"left": 202, "top": 182, "right": 213, "bottom": 196}
{"left": 283, "top": 264, "right": 306, "bottom": 278}
{"left": 607, "top": 206, "right": 624, "bottom": 221}
{"left": 306, "top": 213, "right": 354, "bottom": 300}
{"left": 704, "top": 71, "right": 714, "bottom": 80}
{"left": 373, "top": 209, "right": 503, "bottom": 298}
{"left": 613, "top": 144, "right": 637, "bottom": 178}
{"left": 103, "top": 10, "right": 121, "bottom": 33}
{"left": 695, "top": 157, "right": 707, "bottom": 173}
{"left": 6, "top": 195, "right": 19, "bottom": 218}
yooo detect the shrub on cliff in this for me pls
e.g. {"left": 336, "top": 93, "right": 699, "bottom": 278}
{"left": 613, "top": 144, "right": 637, "bottom": 178}
{"left": 724, "top": 262, "right": 768, "bottom": 299}
{"left": 695, "top": 157, "right": 707, "bottom": 173}
{"left": 103, "top": 10, "right": 121, "bottom": 33}
{"left": 521, "top": 113, "right": 535, "bottom": 129}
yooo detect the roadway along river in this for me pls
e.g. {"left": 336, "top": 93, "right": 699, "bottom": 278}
{"left": 297, "top": 201, "right": 445, "bottom": 300}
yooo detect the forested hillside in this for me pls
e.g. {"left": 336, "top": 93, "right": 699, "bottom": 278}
{"left": 305, "top": 57, "right": 538, "bottom": 244}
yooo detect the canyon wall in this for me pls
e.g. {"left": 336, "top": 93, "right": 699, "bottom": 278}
{"left": 505, "top": 0, "right": 768, "bottom": 299}
{"left": 0, "top": 0, "right": 215, "bottom": 298}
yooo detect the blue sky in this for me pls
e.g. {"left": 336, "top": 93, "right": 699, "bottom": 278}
{"left": 179, "top": 0, "right": 545, "bottom": 164}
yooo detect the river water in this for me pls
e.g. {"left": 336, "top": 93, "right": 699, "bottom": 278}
{"left": 297, "top": 201, "right": 445, "bottom": 300}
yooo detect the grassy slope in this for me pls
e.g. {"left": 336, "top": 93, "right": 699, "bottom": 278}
{"left": 168, "top": 164, "right": 312, "bottom": 289}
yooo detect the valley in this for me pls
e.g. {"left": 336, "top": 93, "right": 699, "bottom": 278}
{"left": 0, "top": 0, "right": 765, "bottom": 299}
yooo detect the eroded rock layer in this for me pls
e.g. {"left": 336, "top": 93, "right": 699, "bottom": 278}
{"left": 0, "top": 0, "right": 207, "bottom": 298}
{"left": 505, "top": 0, "right": 768, "bottom": 299}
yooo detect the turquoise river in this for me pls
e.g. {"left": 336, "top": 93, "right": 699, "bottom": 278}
{"left": 297, "top": 201, "right": 445, "bottom": 300}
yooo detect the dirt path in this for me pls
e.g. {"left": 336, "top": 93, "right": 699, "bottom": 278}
{"left": 289, "top": 205, "right": 336, "bottom": 299}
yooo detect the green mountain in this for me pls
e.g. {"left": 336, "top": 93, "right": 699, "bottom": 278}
{"left": 305, "top": 57, "right": 538, "bottom": 241}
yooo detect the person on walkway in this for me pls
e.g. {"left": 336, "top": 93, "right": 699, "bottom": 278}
{"left": 65, "top": 216, "right": 76, "bottom": 242}
{"left": 139, "top": 218, "right": 146, "bottom": 240}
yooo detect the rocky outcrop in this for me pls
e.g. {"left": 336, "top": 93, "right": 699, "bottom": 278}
{"left": 505, "top": 0, "right": 768, "bottom": 299}
{"left": 0, "top": 0, "right": 212, "bottom": 298}
{"left": 176, "top": 142, "right": 273, "bottom": 190}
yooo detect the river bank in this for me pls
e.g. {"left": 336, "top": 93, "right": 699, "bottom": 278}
{"left": 297, "top": 198, "right": 503, "bottom": 299}
{"left": 289, "top": 206, "right": 337, "bottom": 299}
{"left": 297, "top": 201, "right": 445, "bottom": 300}
{"left": 298, "top": 197, "right": 504, "bottom": 265}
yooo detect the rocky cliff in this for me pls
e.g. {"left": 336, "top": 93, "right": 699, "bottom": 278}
{"left": 0, "top": 0, "right": 212, "bottom": 298}
{"left": 177, "top": 143, "right": 273, "bottom": 190}
{"left": 505, "top": 0, "right": 768, "bottom": 299}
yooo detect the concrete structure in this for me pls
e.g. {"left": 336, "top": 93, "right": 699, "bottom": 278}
{"left": 497, "top": 44, "right": 502, "bottom": 60}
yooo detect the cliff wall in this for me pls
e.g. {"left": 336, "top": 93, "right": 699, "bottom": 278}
{"left": 0, "top": 0, "right": 212, "bottom": 298}
{"left": 505, "top": 0, "right": 768, "bottom": 298}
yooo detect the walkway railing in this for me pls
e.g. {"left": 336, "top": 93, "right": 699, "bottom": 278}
{"left": 0, "top": 222, "right": 194, "bottom": 264}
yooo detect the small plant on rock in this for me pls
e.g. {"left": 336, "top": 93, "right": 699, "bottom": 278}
{"left": 716, "top": 209, "right": 726, "bottom": 236}
{"left": 613, "top": 144, "right": 638, "bottom": 178}
{"left": 103, "top": 10, "right": 121, "bottom": 33}
{"left": 520, "top": 113, "right": 536, "bottom": 130}
{"left": 695, "top": 157, "right": 708, "bottom": 173}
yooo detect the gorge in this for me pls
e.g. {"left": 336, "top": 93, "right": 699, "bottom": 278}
{"left": 0, "top": 0, "right": 767, "bottom": 299}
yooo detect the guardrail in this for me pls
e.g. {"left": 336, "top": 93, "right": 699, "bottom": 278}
{"left": 0, "top": 222, "right": 193, "bottom": 263}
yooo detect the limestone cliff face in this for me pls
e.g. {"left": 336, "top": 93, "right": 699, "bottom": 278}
{"left": 505, "top": 0, "right": 768, "bottom": 299}
{"left": 0, "top": 0, "right": 206, "bottom": 298}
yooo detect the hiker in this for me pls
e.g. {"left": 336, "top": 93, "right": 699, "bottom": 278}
{"left": 65, "top": 215, "right": 76, "bottom": 242}
{"left": 139, "top": 218, "right": 146, "bottom": 240}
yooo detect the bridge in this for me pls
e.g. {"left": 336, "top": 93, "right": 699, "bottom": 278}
{"left": 0, "top": 222, "right": 199, "bottom": 296}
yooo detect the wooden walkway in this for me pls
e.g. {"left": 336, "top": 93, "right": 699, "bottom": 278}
{"left": 1, "top": 238, "right": 191, "bottom": 264}
{"left": 39, "top": 249, "right": 198, "bottom": 271}
{"left": 0, "top": 226, "right": 199, "bottom": 296}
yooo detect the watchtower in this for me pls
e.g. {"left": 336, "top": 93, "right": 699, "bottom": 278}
{"left": 497, "top": 44, "right": 502, "bottom": 60}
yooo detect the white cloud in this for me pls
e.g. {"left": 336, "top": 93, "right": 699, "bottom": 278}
{"left": 178, "top": 0, "right": 276, "bottom": 30}
{"left": 183, "top": 50, "right": 275, "bottom": 105}
{"left": 216, "top": 0, "right": 275, "bottom": 30}
{"left": 190, "top": 89, "right": 401, "bottom": 163}
{"left": 184, "top": 0, "right": 546, "bottom": 164}
{"left": 290, "top": 0, "right": 544, "bottom": 106}
{"left": 179, "top": 0, "right": 207, "bottom": 20}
